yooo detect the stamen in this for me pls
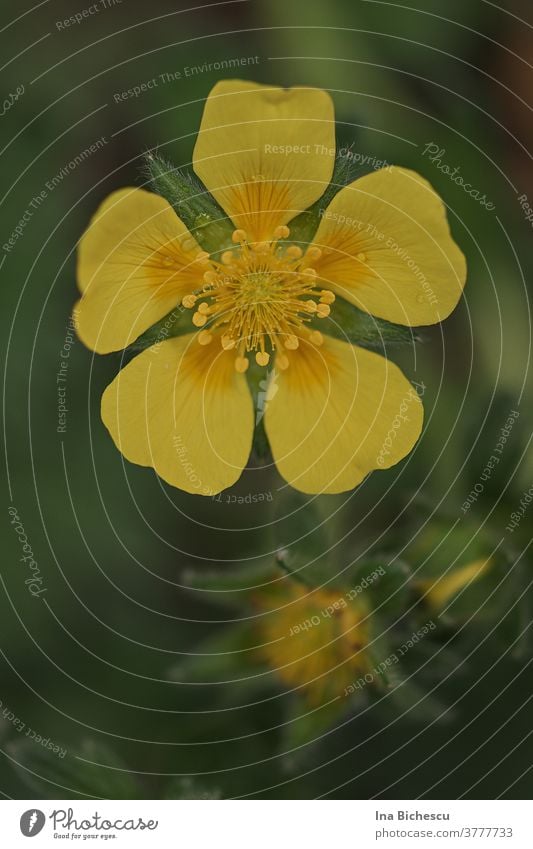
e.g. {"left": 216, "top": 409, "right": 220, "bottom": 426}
{"left": 309, "top": 330, "right": 324, "bottom": 346}
{"left": 184, "top": 230, "right": 333, "bottom": 367}
{"left": 306, "top": 246, "right": 322, "bottom": 261}
{"left": 286, "top": 245, "right": 303, "bottom": 259}
{"left": 192, "top": 311, "right": 208, "bottom": 327}
{"left": 221, "top": 335, "right": 236, "bottom": 351}
{"left": 284, "top": 335, "right": 299, "bottom": 350}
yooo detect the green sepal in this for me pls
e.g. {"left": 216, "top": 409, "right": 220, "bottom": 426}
{"left": 144, "top": 152, "right": 234, "bottom": 255}
{"left": 126, "top": 303, "right": 194, "bottom": 354}
{"left": 343, "top": 557, "right": 414, "bottom": 617}
{"left": 288, "top": 142, "right": 377, "bottom": 244}
{"left": 315, "top": 294, "right": 421, "bottom": 350}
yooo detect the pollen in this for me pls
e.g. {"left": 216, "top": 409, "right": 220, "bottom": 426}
{"left": 184, "top": 230, "right": 335, "bottom": 366}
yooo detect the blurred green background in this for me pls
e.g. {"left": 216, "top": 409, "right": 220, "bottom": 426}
{"left": 2, "top": 0, "right": 532, "bottom": 799}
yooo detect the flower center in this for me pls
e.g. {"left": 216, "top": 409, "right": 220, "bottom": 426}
{"left": 182, "top": 226, "right": 335, "bottom": 372}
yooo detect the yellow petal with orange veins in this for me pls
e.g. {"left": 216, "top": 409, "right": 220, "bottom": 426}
{"left": 76, "top": 188, "right": 202, "bottom": 353}
{"left": 264, "top": 335, "right": 423, "bottom": 494}
{"left": 313, "top": 167, "right": 466, "bottom": 326}
{"left": 101, "top": 335, "right": 254, "bottom": 495}
{"left": 193, "top": 80, "right": 334, "bottom": 242}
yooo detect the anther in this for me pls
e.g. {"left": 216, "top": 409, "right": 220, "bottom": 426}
{"left": 198, "top": 330, "right": 213, "bottom": 345}
{"left": 286, "top": 245, "right": 303, "bottom": 259}
{"left": 306, "top": 246, "right": 322, "bottom": 261}
{"left": 319, "top": 290, "right": 336, "bottom": 304}
{"left": 276, "top": 353, "right": 290, "bottom": 370}
{"left": 197, "top": 302, "right": 210, "bottom": 314}
{"left": 182, "top": 294, "right": 197, "bottom": 308}
{"left": 192, "top": 312, "right": 208, "bottom": 327}
{"left": 181, "top": 237, "right": 196, "bottom": 252}
{"left": 221, "top": 335, "right": 236, "bottom": 350}
{"left": 221, "top": 251, "right": 234, "bottom": 265}
{"left": 316, "top": 303, "right": 330, "bottom": 318}
{"left": 232, "top": 229, "right": 247, "bottom": 244}
{"left": 274, "top": 225, "right": 290, "bottom": 239}
{"left": 305, "top": 300, "right": 318, "bottom": 313}
{"left": 309, "top": 330, "right": 324, "bottom": 346}
{"left": 284, "top": 335, "right": 299, "bottom": 350}
{"left": 256, "top": 351, "right": 270, "bottom": 366}
{"left": 302, "top": 267, "right": 317, "bottom": 281}
{"left": 195, "top": 251, "right": 210, "bottom": 263}
{"left": 234, "top": 356, "right": 249, "bottom": 373}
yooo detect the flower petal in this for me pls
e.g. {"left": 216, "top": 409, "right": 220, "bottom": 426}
{"left": 265, "top": 336, "right": 423, "bottom": 494}
{"left": 193, "top": 80, "right": 334, "bottom": 242}
{"left": 76, "top": 188, "right": 203, "bottom": 353}
{"left": 313, "top": 167, "right": 466, "bottom": 325}
{"left": 101, "top": 335, "right": 254, "bottom": 494}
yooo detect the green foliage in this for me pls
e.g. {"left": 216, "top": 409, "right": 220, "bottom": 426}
{"left": 7, "top": 739, "right": 140, "bottom": 800}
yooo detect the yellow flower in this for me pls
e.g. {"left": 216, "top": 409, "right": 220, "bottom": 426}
{"left": 75, "top": 80, "right": 466, "bottom": 495}
{"left": 253, "top": 582, "right": 373, "bottom": 705}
